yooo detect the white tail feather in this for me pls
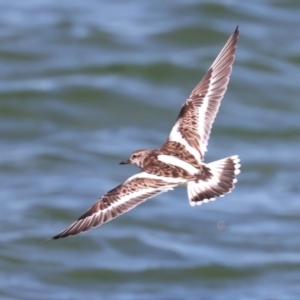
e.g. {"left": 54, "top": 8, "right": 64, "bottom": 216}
{"left": 187, "top": 155, "right": 240, "bottom": 206}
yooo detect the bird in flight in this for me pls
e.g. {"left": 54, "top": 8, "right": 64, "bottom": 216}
{"left": 52, "top": 27, "right": 240, "bottom": 239}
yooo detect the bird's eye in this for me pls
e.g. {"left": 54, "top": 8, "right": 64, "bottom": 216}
{"left": 132, "top": 155, "right": 136, "bottom": 159}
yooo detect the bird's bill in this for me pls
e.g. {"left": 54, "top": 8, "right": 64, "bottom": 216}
{"left": 119, "top": 159, "right": 131, "bottom": 165}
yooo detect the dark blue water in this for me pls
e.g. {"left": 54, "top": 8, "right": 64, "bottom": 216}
{"left": 1, "top": 1, "right": 300, "bottom": 299}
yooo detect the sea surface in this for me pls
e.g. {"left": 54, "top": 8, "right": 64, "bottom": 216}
{"left": 1, "top": 1, "right": 300, "bottom": 299}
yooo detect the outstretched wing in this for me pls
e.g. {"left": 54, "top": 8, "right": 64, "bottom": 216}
{"left": 166, "top": 27, "right": 239, "bottom": 163}
{"left": 52, "top": 173, "right": 181, "bottom": 239}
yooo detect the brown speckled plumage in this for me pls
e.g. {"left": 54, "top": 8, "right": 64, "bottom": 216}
{"left": 52, "top": 28, "right": 241, "bottom": 240}
{"left": 159, "top": 141, "right": 200, "bottom": 168}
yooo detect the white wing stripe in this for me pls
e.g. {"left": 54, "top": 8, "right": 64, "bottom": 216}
{"left": 157, "top": 154, "right": 199, "bottom": 174}
{"left": 108, "top": 187, "right": 169, "bottom": 210}
{"left": 166, "top": 28, "right": 238, "bottom": 161}
{"left": 126, "top": 170, "right": 187, "bottom": 184}
{"left": 168, "top": 122, "right": 202, "bottom": 162}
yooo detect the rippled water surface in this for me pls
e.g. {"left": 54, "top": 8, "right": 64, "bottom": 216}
{"left": 1, "top": 1, "right": 300, "bottom": 299}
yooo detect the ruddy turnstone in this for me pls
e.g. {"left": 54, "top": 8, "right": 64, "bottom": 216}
{"left": 52, "top": 27, "right": 240, "bottom": 239}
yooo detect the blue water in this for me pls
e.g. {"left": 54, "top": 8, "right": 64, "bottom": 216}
{"left": 1, "top": 1, "right": 300, "bottom": 299}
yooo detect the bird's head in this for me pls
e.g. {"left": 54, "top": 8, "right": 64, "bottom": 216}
{"left": 120, "top": 149, "right": 152, "bottom": 168}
